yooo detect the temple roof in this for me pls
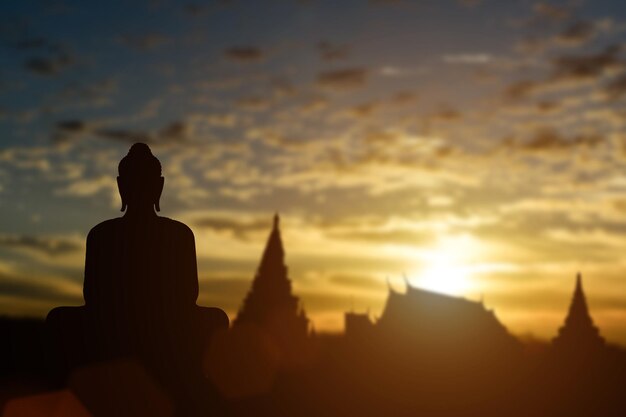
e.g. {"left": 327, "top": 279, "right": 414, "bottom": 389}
{"left": 376, "top": 281, "right": 518, "bottom": 352}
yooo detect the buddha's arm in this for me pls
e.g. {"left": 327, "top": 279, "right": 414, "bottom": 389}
{"left": 180, "top": 226, "right": 200, "bottom": 304}
{"left": 82, "top": 228, "right": 97, "bottom": 305}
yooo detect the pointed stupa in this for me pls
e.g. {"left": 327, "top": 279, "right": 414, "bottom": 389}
{"left": 234, "top": 214, "right": 309, "bottom": 353}
{"left": 552, "top": 273, "right": 604, "bottom": 350}
{"left": 255, "top": 213, "right": 285, "bottom": 284}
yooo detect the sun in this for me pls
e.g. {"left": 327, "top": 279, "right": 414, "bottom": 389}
{"left": 412, "top": 235, "right": 479, "bottom": 296}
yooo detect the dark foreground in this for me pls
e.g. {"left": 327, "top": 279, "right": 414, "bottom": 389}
{"left": 1, "top": 316, "right": 626, "bottom": 417}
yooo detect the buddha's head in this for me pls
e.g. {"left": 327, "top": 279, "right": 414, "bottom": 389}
{"left": 117, "top": 143, "right": 164, "bottom": 213}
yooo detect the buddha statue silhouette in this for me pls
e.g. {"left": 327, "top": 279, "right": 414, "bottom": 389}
{"left": 46, "top": 143, "right": 228, "bottom": 409}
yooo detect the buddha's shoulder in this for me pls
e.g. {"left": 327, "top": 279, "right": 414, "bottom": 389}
{"left": 87, "top": 216, "right": 194, "bottom": 239}
{"left": 87, "top": 218, "right": 123, "bottom": 238}
{"left": 157, "top": 217, "right": 195, "bottom": 238}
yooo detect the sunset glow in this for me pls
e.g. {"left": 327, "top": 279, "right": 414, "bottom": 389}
{"left": 414, "top": 236, "right": 478, "bottom": 296}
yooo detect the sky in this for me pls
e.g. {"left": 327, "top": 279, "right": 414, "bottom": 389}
{"left": 1, "top": 0, "right": 626, "bottom": 343}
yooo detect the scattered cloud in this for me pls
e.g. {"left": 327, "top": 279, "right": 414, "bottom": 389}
{"left": 604, "top": 73, "right": 626, "bottom": 101}
{"left": 316, "top": 68, "right": 367, "bottom": 90}
{"left": 235, "top": 96, "right": 272, "bottom": 111}
{"left": 24, "top": 54, "right": 72, "bottom": 75}
{"left": 0, "top": 234, "right": 81, "bottom": 257}
{"left": 52, "top": 119, "right": 90, "bottom": 143}
{"left": 389, "top": 91, "right": 417, "bottom": 105}
{"left": 95, "top": 128, "right": 151, "bottom": 144}
{"left": 443, "top": 53, "right": 493, "bottom": 64}
{"left": 75, "top": 120, "right": 191, "bottom": 145}
{"left": 317, "top": 41, "right": 350, "bottom": 61}
{"left": 555, "top": 21, "right": 598, "bottom": 47}
{"left": 550, "top": 44, "right": 623, "bottom": 84}
{"left": 0, "top": 270, "right": 80, "bottom": 304}
{"left": 347, "top": 101, "right": 380, "bottom": 118}
{"left": 117, "top": 33, "right": 170, "bottom": 50}
{"left": 532, "top": 2, "right": 570, "bottom": 22}
{"left": 193, "top": 216, "right": 272, "bottom": 240}
{"left": 223, "top": 46, "right": 264, "bottom": 63}
{"left": 503, "top": 127, "right": 604, "bottom": 152}
{"left": 326, "top": 228, "right": 434, "bottom": 246}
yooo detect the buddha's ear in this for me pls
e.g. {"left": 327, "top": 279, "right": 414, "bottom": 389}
{"left": 154, "top": 176, "right": 164, "bottom": 212}
{"left": 117, "top": 176, "right": 127, "bottom": 212}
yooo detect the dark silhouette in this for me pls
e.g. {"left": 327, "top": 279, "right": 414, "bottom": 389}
{"left": 233, "top": 214, "right": 309, "bottom": 366}
{"left": 3, "top": 179, "right": 626, "bottom": 416}
{"left": 45, "top": 143, "right": 228, "bottom": 416}
{"left": 552, "top": 272, "right": 605, "bottom": 352}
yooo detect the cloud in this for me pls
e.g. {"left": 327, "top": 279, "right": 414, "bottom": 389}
{"left": 443, "top": 53, "right": 493, "bottom": 64}
{"left": 504, "top": 127, "right": 604, "bottom": 152}
{"left": 317, "top": 41, "right": 350, "bottom": 61}
{"left": 316, "top": 68, "right": 367, "bottom": 91}
{"left": 193, "top": 216, "right": 271, "bottom": 240}
{"left": 93, "top": 120, "right": 189, "bottom": 145}
{"left": 199, "top": 113, "right": 238, "bottom": 127}
{"left": 503, "top": 45, "right": 623, "bottom": 100}
{"left": 326, "top": 229, "right": 434, "bottom": 246}
{"left": 532, "top": 2, "right": 570, "bottom": 21}
{"left": 347, "top": 101, "right": 380, "bottom": 118}
{"left": 24, "top": 55, "right": 72, "bottom": 75}
{"left": 555, "top": 21, "right": 598, "bottom": 47}
{"left": 0, "top": 270, "right": 80, "bottom": 304}
{"left": 117, "top": 33, "right": 170, "bottom": 50}
{"left": 158, "top": 121, "right": 188, "bottom": 141}
{"left": 198, "top": 277, "right": 251, "bottom": 312}
{"left": 95, "top": 128, "right": 151, "bottom": 144}
{"left": 51, "top": 119, "right": 90, "bottom": 143}
{"left": 235, "top": 96, "right": 272, "bottom": 111}
{"left": 431, "top": 107, "right": 462, "bottom": 121}
{"left": 0, "top": 234, "right": 81, "bottom": 257}
{"left": 223, "top": 46, "right": 264, "bottom": 62}
{"left": 604, "top": 73, "right": 626, "bottom": 101}
{"left": 51, "top": 78, "right": 119, "bottom": 110}
{"left": 379, "top": 66, "right": 427, "bottom": 77}
{"left": 389, "top": 91, "right": 417, "bottom": 105}
{"left": 328, "top": 273, "right": 384, "bottom": 290}
{"left": 56, "top": 175, "right": 116, "bottom": 198}
{"left": 550, "top": 44, "right": 623, "bottom": 84}
{"left": 9, "top": 34, "right": 74, "bottom": 76}
{"left": 299, "top": 96, "right": 329, "bottom": 113}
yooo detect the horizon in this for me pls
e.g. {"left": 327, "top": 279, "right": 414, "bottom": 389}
{"left": 2, "top": 0, "right": 626, "bottom": 344}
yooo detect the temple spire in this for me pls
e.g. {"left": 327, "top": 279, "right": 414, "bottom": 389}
{"left": 553, "top": 273, "right": 604, "bottom": 351}
{"left": 234, "top": 214, "right": 309, "bottom": 359}
{"left": 565, "top": 272, "right": 592, "bottom": 328}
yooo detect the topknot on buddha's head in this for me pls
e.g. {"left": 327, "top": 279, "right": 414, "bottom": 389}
{"left": 118, "top": 143, "right": 162, "bottom": 179}
{"left": 117, "top": 143, "right": 164, "bottom": 212}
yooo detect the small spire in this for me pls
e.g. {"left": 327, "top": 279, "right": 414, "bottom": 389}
{"left": 576, "top": 271, "right": 582, "bottom": 291}
{"left": 273, "top": 212, "right": 280, "bottom": 229}
{"left": 403, "top": 273, "right": 411, "bottom": 291}
{"left": 386, "top": 276, "right": 395, "bottom": 293}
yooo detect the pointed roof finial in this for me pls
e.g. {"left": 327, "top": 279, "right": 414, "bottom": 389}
{"left": 386, "top": 276, "right": 395, "bottom": 293}
{"left": 273, "top": 212, "right": 280, "bottom": 229}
